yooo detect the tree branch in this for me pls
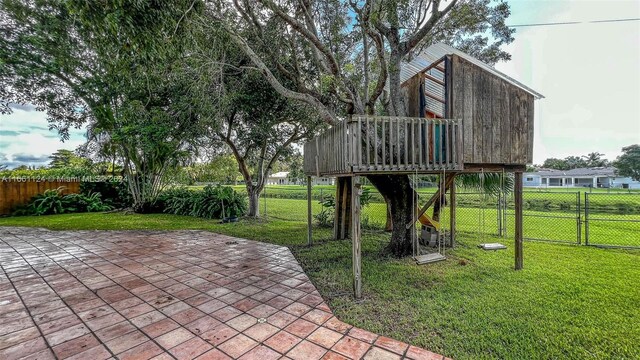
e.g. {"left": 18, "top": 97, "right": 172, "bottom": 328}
{"left": 220, "top": 22, "right": 337, "bottom": 125}
{"left": 401, "top": 0, "right": 458, "bottom": 55}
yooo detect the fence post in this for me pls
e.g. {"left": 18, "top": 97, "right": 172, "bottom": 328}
{"left": 497, "top": 191, "right": 503, "bottom": 237}
{"left": 576, "top": 192, "right": 581, "bottom": 245}
{"left": 584, "top": 192, "right": 589, "bottom": 246}
{"left": 503, "top": 192, "right": 508, "bottom": 238}
{"left": 307, "top": 176, "right": 312, "bottom": 246}
{"left": 351, "top": 176, "right": 362, "bottom": 299}
{"left": 514, "top": 172, "right": 523, "bottom": 270}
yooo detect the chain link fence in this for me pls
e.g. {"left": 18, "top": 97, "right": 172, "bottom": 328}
{"left": 584, "top": 192, "right": 640, "bottom": 248}
{"left": 505, "top": 191, "right": 582, "bottom": 244}
{"left": 256, "top": 185, "right": 640, "bottom": 249}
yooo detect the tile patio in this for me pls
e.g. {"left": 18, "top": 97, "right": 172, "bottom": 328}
{"left": 0, "top": 227, "right": 448, "bottom": 360}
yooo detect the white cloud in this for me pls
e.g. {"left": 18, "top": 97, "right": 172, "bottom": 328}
{"left": 0, "top": 108, "right": 86, "bottom": 167}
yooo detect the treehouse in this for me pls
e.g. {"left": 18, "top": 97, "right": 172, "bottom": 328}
{"left": 302, "top": 43, "right": 543, "bottom": 298}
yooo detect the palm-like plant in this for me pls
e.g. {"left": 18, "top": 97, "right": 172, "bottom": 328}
{"left": 456, "top": 172, "right": 514, "bottom": 195}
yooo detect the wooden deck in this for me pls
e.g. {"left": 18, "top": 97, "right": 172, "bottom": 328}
{"left": 304, "top": 115, "right": 464, "bottom": 176}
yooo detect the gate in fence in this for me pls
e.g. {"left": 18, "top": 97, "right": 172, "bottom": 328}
{"left": 505, "top": 191, "right": 582, "bottom": 244}
{"left": 583, "top": 193, "right": 640, "bottom": 248}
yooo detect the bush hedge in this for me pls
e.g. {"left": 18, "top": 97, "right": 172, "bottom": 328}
{"left": 13, "top": 187, "right": 112, "bottom": 216}
{"left": 162, "top": 185, "right": 247, "bottom": 219}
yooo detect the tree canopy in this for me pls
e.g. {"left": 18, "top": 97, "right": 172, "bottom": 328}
{"left": 613, "top": 145, "right": 640, "bottom": 181}
{"left": 1, "top": 0, "right": 215, "bottom": 211}
{"left": 540, "top": 153, "right": 610, "bottom": 170}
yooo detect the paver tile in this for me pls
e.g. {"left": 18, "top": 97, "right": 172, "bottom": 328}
{"left": 168, "top": 337, "right": 213, "bottom": 359}
{"left": 0, "top": 336, "right": 48, "bottom": 360}
{"left": 52, "top": 333, "right": 99, "bottom": 359}
{"left": 238, "top": 345, "right": 281, "bottom": 360}
{"left": 195, "top": 349, "right": 232, "bottom": 360}
{"left": 264, "top": 330, "right": 302, "bottom": 354}
{"left": 217, "top": 334, "right": 257, "bottom": 358}
{"left": 200, "top": 324, "right": 238, "bottom": 346}
{"left": 184, "top": 315, "right": 221, "bottom": 335}
{"left": 243, "top": 322, "right": 279, "bottom": 342}
{"left": 374, "top": 336, "right": 409, "bottom": 355}
{"left": 117, "top": 340, "right": 164, "bottom": 360}
{"left": 332, "top": 336, "right": 371, "bottom": 359}
{"left": 287, "top": 340, "right": 327, "bottom": 360}
{"left": 104, "top": 330, "right": 149, "bottom": 354}
{"left": 348, "top": 328, "right": 378, "bottom": 344}
{"left": 363, "top": 347, "right": 401, "bottom": 360}
{"left": 141, "top": 318, "right": 180, "bottom": 338}
{"left": 308, "top": 326, "right": 344, "bottom": 348}
{"left": 0, "top": 228, "right": 446, "bottom": 360}
{"left": 155, "top": 327, "right": 194, "bottom": 349}
{"left": 285, "top": 318, "right": 318, "bottom": 338}
{"left": 226, "top": 313, "right": 257, "bottom": 332}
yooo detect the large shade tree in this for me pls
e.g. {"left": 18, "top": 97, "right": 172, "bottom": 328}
{"left": 213, "top": 63, "right": 325, "bottom": 216}
{"left": 207, "top": 0, "right": 514, "bottom": 256}
{"left": 1, "top": 0, "right": 214, "bottom": 211}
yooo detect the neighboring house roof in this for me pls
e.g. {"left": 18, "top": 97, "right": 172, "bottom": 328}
{"left": 269, "top": 171, "right": 290, "bottom": 178}
{"left": 400, "top": 42, "right": 544, "bottom": 99}
{"left": 526, "top": 167, "right": 617, "bottom": 177}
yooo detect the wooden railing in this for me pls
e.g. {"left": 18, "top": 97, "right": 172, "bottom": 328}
{"left": 304, "top": 116, "right": 463, "bottom": 176}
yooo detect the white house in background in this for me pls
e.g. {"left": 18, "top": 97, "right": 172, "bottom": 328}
{"left": 266, "top": 171, "right": 334, "bottom": 186}
{"left": 523, "top": 167, "right": 640, "bottom": 189}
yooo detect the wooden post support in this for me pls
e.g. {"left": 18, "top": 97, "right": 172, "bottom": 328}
{"left": 514, "top": 171, "right": 524, "bottom": 270}
{"left": 307, "top": 176, "right": 312, "bottom": 246}
{"left": 351, "top": 176, "right": 362, "bottom": 299}
{"left": 334, "top": 178, "right": 342, "bottom": 240}
{"left": 449, "top": 177, "right": 456, "bottom": 247}
{"left": 340, "top": 178, "right": 349, "bottom": 239}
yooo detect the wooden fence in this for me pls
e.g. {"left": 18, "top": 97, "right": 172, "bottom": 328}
{"left": 0, "top": 181, "right": 81, "bottom": 215}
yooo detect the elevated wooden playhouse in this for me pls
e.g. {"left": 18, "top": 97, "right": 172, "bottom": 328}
{"left": 303, "top": 43, "right": 543, "bottom": 298}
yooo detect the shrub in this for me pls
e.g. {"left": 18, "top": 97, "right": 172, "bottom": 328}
{"left": 162, "top": 185, "right": 247, "bottom": 219}
{"left": 12, "top": 187, "right": 112, "bottom": 216}
{"left": 80, "top": 180, "right": 132, "bottom": 209}
{"left": 314, "top": 195, "right": 335, "bottom": 227}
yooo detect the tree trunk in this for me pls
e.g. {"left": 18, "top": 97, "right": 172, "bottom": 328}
{"left": 247, "top": 187, "right": 260, "bottom": 217}
{"left": 367, "top": 174, "right": 415, "bottom": 257}
{"left": 387, "top": 48, "right": 406, "bottom": 118}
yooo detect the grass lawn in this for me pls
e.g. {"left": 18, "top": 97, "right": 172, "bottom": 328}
{"left": 1, "top": 212, "right": 638, "bottom": 359}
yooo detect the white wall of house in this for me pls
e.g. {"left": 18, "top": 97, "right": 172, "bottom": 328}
{"left": 266, "top": 172, "right": 335, "bottom": 186}
{"left": 523, "top": 174, "right": 542, "bottom": 187}
{"left": 523, "top": 173, "right": 640, "bottom": 189}
{"left": 611, "top": 177, "right": 640, "bottom": 189}
{"left": 311, "top": 177, "right": 335, "bottom": 186}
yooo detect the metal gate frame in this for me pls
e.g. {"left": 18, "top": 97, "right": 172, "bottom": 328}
{"left": 502, "top": 191, "right": 581, "bottom": 244}
{"left": 584, "top": 192, "right": 640, "bottom": 249}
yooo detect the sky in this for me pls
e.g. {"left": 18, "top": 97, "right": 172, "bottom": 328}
{"left": 0, "top": 104, "right": 86, "bottom": 168}
{"left": 495, "top": 0, "right": 640, "bottom": 163}
{"left": 0, "top": 0, "right": 639, "bottom": 168}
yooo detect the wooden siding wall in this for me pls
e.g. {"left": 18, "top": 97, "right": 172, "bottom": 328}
{"left": 450, "top": 54, "right": 534, "bottom": 165}
{"left": 0, "top": 181, "right": 81, "bottom": 215}
{"left": 402, "top": 75, "right": 422, "bottom": 118}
